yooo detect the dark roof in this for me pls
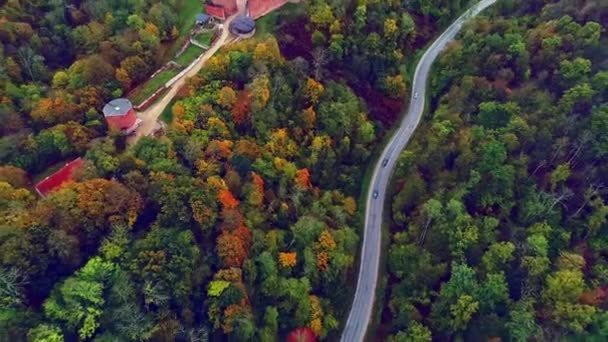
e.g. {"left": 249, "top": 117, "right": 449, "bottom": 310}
{"left": 196, "top": 13, "right": 210, "bottom": 23}
{"left": 103, "top": 98, "right": 133, "bottom": 117}
{"left": 230, "top": 16, "right": 256, "bottom": 34}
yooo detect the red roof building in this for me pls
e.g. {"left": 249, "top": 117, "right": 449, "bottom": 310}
{"left": 35, "top": 158, "right": 84, "bottom": 197}
{"left": 206, "top": 0, "right": 237, "bottom": 19}
{"left": 103, "top": 98, "right": 141, "bottom": 135}
{"left": 206, "top": 3, "right": 227, "bottom": 19}
{"left": 205, "top": 0, "right": 295, "bottom": 20}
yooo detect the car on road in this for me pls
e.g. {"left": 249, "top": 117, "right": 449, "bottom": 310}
{"left": 382, "top": 158, "right": 389, "bottom": 167}
{"left": 414, "top": 92, "right": 419, "bottom": 99}
{"left": 373, "top": 190, "right": 379, "bottom": 199}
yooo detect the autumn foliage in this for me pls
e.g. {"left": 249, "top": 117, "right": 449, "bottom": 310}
{"left": 30, "top": 97, "right": 82, "bottom": 127}
{"left": 302, "top": 106, "right": 317, "bottom": 129}
{"left": 287, "top": 327, "right": 317, "bottom": 342}
{"left": 231, "top": 90, "right": 251, "bottom": 125}
{"left": 218, "top": 189, "right": 239, "bottom": 209}
{"left": 279, "top": 252, "right": 297, "bottom": 268}
{"left": 317, "top": 252, "right": 329, "bottom": 272}
{"left": 309, "top": 295, "right": 323, "bottom": 336}
{"left": 295, "top": 168, "right": 312, "bottom": 189}
{"left": 218, "top": 86, "right": 237, "bottom": 109}
{"left": 217, "top": 225, "right": 251, "bottom": 267}
{"left": 318, "top": 231, "right": 336, "bottom": 251}
{"left": 251, "top": 172, "right": 264, "bottom": 194}
{"left": 305, "top": 78, "right": 324, "bottom": 105}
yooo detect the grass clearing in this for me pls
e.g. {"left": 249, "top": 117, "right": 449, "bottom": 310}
{"left": 255, "top": 2, "right": 304, "bottom": 38}
{"left": 194, "top": 31, "right": 214, "bottom": 47}
{"left": 128, "top": 68, "right": 179, "bottom": 105}
{"left": 177, "top": 0, "right": 204, "bottom": 36}
{"left": 255, "top": 12, "right": 278, "bottom": 38}
{"left": 160, "top": 99, "right": 176, "bottom": 124}
{"left": 175, "top": 45, "right": 204, "bottom": 66}
{"left": 164, "top": 0, "right": 205, "bottom": 61}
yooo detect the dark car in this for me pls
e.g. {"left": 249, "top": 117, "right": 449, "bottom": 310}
{"left": 373, "top": 190, "right": 379, "bottom": 199}
{"left": 382, "top": 158, "right": 389, "bottom": 167}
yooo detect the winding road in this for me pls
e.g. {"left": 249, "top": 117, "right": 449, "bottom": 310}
{"left": 341, "top": 0, "right": 497, "bottom": 340}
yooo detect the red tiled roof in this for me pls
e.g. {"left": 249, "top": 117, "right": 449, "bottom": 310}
{"left": 35, "top": 158, "right": 84, "bottom": 197}
{"left": 206, "top": 4, "right": 226, "bottom": 19}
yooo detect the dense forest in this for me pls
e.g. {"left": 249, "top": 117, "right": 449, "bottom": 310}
{"left": 0, "top": 0, "right": 471, "bottom": 341}
{"left": 385, "top": 0, "right": 608, "bottom": 340}
{"left": 0, "top": 0, "right": 182, "bottom": 174}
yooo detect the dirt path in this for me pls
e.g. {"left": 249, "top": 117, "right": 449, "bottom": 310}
{"left": 128, "top": 14, "right": 240, "bottom": 145}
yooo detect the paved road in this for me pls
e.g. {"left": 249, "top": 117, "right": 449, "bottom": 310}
{"left": 129, "top": 0, "right": 247, "bottom": 144}
{"left": 341, "top": 0, "right": 497, "bottom": 340}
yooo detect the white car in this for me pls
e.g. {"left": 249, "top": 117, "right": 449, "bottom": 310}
{"left": 414, "top": 92, "right": 419, "bottom": 99}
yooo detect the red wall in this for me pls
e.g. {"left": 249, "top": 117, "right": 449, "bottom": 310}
{"left": 106, "top": 109, "right": 137, "bottom": 131}
{"left": 207, "top": 0, "right": 237, "bottom": 17}
{"left": 35, "top": 158, "right": 84, "bottom": 197}
{"left": 249, "top": 0, "right": 291, "bottom": 19}
{"left": 206, "top": 4, "right": 226, "bottom": 19}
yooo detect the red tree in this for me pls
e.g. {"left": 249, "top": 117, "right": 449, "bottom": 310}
{"left": 287, "top": 327, "right": 317, "bottom": 342}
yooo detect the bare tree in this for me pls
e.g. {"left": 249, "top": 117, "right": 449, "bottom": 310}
{"left": 0, "top": 268, "right": 28, "bottom": 308}
{"left": 548, "top": 187, "right": 574, "bottom": 212}
{"left": 311, "top": 47, "right": 328, "bottom": 81}
{"left": 566, "top": 130, "right": 592, "bottom": 166}
{"left": 572, "top": 183, "right": 605, "bottom": 217}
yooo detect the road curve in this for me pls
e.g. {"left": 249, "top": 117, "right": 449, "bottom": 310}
{"left": 341, "top": 0, "right": 497, "bottom": 340}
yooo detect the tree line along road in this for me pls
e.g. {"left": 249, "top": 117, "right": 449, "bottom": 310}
{"left": 341, "top": 0, "right": 499, "bottom": 341}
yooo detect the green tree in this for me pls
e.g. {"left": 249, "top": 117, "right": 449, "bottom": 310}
{"left": 43, "top": 258, "right": 115, "bottom": 339}
{"left": 27, "top": 324, "right": 64, "bottom": 342}
{"left": 389, "top": 321, "right": 432, "bottom": 342}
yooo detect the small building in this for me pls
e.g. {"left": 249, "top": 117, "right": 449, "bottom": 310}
{"left": 229, "top": 15, "right": 256, "bottom": 38}
{"left": 103, "top": 98, "right": 141, "bottom": 135}
{"left": 35, "top": 158, "right": 84, "bottom": 197}
{"left": 195, "top": 13, "right": 210, "bottom": 25}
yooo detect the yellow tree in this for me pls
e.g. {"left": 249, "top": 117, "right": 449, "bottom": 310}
{"left": 302, "top": 106, "right": 317, "bottom": 130}
{"left": 249, "top": 74, "right": 271, "bottom": 112}
{"left": 384, "top": 18, "right": 398, "bottom": 39}
{"left": 217, "top": 86, "right": 237, "bottom": 109}
{"left": 305, "top": 78, "right": 324, "bottom": 105}
{"left": 279, "top": 252, "right": 297, "bottom": 268}
{"left": 115, "top": 68, "right": 131, "bottom": 90}
{"left": 266, "top": 128, "right": 299, "bottom": 158}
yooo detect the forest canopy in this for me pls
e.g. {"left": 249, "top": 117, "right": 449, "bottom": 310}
{"left": 0, "top": 0, "right": 606, "bottom": 341}
{"left": 385, "top": 0, "right": 608, "bottom": 340}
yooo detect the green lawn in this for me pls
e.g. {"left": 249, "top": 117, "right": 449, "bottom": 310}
{"left": 255, "top": 2, "right": 304, "bottom": 38}
{"left": 165, "top": 0, "right": 205, "bottom": 61}
{"left": 128, "top": 68, "right": 179, "bottom": 105}
{"left": 255, "top": 11, "right": 278, "bottom": 38}
{"left": 194, "top": 31, "right": 214, "bottom": 46}
{"left": 160, "top": 99, "right": 176, "bottom": 124}
{"left": 177, "top": 0, "right": 204, "bottom": 36}
{"left": 175, "top": 44, "right": 204, "bottom": 66}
